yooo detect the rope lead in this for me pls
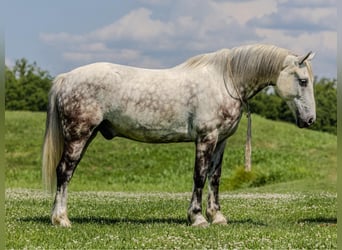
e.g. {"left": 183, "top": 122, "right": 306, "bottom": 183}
{"left": 245, "top": 103, "right": 252, "bottom": 172}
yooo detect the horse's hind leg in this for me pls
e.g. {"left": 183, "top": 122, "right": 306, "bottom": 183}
{"left": 51, "top": 127, "right": 98, "bottom": 227}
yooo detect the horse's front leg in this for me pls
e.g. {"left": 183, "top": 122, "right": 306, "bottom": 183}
{"left": 188, "top": 132, "right": 218, "bottom": 227}
{"left": 206, "top": 139, "right": 228, "bottom": 225}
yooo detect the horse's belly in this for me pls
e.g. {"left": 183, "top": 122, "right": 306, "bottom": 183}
{"left": 120, "top": 128, "right": 193, "bottom": 143}
{"left": 105, "top": 112, "right": 195, "bottom": 143}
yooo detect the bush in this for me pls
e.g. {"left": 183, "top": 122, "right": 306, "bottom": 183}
{"left": 5, "top": 58, "right": 52, "bottom": 111}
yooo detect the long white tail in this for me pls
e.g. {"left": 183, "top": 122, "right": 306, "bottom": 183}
{"left": 42, "top": 76, "right": 65, "bottom": 193}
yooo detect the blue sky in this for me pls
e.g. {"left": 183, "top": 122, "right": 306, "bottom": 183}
{"left": 5, "top": 0, "right": 337, "bottom": 78}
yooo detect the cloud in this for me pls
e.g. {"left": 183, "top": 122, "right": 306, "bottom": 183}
{"left": 39, "top": 0, "right": 336, "bottom": 77}
{"left": 209, "top": 0, "right": 277, "bottom": 25}
{"left": 242, "top": 0, "right": 337, "bottom": 78}
{"left": 254, "top": 29, "right": 336, "bottom": 77}
{"left": 5, "top": 57, "right": 14, "bottom": 68}
{"left": 88, "top": 4, "right": 261, "bottom": 51}
{"left": 279, "top": 0, "right": 336, "bottom": 8}
{"left": 39, "top": 32, "right": 85, "bottom": 45}
{"left": 62, "top": 46, "right": 163, "bottom": 69}
{"left": 248, "top": 1, "right": 337, "bottom": 33}
{"left": 78, "top": 42, "right": 108, "bottom": 52}
{"left": 39, "top": 3, "right": 262, "bottom": 67}
{"left": 137, "top": 0, "right": 172, "bottom": 5}
{"left": 91, "top": 8, "right": 174, "bottom": 42}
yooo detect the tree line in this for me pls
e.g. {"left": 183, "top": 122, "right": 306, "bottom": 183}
{"left": 5, "top": 58, "right": 337, "bottom": 134}
{"left": 5, "top": 58, "right": 51, "bottom": 112}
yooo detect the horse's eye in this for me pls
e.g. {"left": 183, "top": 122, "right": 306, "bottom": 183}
{"left": 298, "top": 78, "right": 308, "bottom": 87}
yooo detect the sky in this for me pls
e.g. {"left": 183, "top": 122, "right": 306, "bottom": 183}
{"left": 5, "top": 0, "right": 337, "bottom": 79}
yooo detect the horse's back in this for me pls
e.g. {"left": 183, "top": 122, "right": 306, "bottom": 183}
{"left": 54, "top": 62, "right": 183, "bottom": 94}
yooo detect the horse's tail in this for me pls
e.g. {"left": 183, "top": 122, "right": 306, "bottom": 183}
{"left": 42, "top": 75, "right": 65, "bottom": 193}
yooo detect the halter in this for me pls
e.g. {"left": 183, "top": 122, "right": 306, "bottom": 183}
{"left": 224, "top": 64, "right": 252, "bottom": 172}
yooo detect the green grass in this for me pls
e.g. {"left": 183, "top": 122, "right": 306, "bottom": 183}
{"left": 5, "top": 111, "right": 337, "bottom": 249}
{"left": 6, "top": 189, "right": 336, "bottom": 249}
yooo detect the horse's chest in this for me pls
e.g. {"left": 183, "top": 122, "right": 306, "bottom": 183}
{"left": 217, "top": 102, "right": 243, "bottom": 138}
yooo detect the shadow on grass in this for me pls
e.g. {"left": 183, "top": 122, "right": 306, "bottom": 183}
{"left": 229, "top": 218, "right": 268, "bottom": 227}
{"left": 18, "top": 216, "right": 51, "bottom": 224}
{"left": 19, "top": 216, "right": 267, "bottom": 227}
{"left": 73, "top": 216, "right": 188, "bottom": 225}
{"left": 297, "top": 217, "right": 337, "bottom": 225}
{"left": 18, "top": 216, "right": 187, "bottom": 225}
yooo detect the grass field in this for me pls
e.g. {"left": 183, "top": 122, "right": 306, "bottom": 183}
{"left": 6, "top": 189, "right": 336, "bottom": 249}
{"left": 5, "top": 111, "right": 337, "bottom": 248}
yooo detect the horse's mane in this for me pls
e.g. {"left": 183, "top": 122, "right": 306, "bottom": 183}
{"left": 179, "top": 49, "right": 231, "bottom": 73}
{"left": 229, "top": 44, "right": 290, "bottom": 82}
{"left": 179, "top": 44, "right": 291, "bottom": 83}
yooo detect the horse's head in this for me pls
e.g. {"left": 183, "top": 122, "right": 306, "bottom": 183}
{"left": 275, "top": 52, "right": 316, "bottom": 128}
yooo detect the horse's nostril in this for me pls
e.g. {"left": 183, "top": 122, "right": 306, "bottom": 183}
{"left": 308, "top": 118, "right": 314, "bottom": 125}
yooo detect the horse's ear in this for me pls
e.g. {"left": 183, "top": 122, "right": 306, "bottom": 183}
{"left": 299, "top": 51, "right": 315, "bottom": 65}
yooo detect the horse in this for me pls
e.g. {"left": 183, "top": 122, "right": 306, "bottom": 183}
{"left": 42, "top": 44, "right": 316, "bottom": 227}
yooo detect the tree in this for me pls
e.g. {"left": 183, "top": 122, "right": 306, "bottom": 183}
{"left": 310, "top": 78, "right": 337, "bottom": 134}
{"left": 5, "top": 58, "right": 52, "bottom": 111}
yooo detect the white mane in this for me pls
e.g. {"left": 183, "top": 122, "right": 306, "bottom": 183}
{"left": 179, "top": 48, "right": 231, "bottom": 74}
{"left": 229, "top": 44, "right": 290, "bottom": 83}
{"left": 179, "top": 44, "right": 291, "bottom": 84}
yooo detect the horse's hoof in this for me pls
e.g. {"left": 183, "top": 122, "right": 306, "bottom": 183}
{"left": 51, "top": 213, "right": 71, "bottom": 227}
{"left": 211, "top": 211, "right": 227, "bottom": 225}
{"left": 190, "top": 214, "right": 209, "bottom": 227}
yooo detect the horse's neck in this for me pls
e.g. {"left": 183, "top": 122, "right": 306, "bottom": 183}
{"left": 232, "top": 66, "right": 279, "bottom": 101}
{"left": 245, "top": 78, "right": 276, "bottom": 100}
{"left": 228, "top": 45, "right": 288, "bottom": 101}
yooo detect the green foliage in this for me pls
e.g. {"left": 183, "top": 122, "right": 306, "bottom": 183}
{"left": 5, "top": 58, "right": 52, "bottom": 111}
{"left": 249, "top": 78, "right": 337, "bottom": 134}
{"left": 224, "top": 166, "right": 258, "bottom": 190}
{"left": 310, "top": 78, "right": 337, "bottom": 134}
{"left": 224, "top": 165, "right": 274, "bottom": 190}
{"left": 223, "top": 163, "right": 312, "bottom": 191}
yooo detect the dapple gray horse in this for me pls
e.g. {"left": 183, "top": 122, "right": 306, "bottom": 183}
{"left": 42, "top": 44, "right": 315, "bottom": 227}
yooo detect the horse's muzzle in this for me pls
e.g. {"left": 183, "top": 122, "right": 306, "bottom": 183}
{"left": 297, "top": 117, "right": 315, "bottom": 128}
